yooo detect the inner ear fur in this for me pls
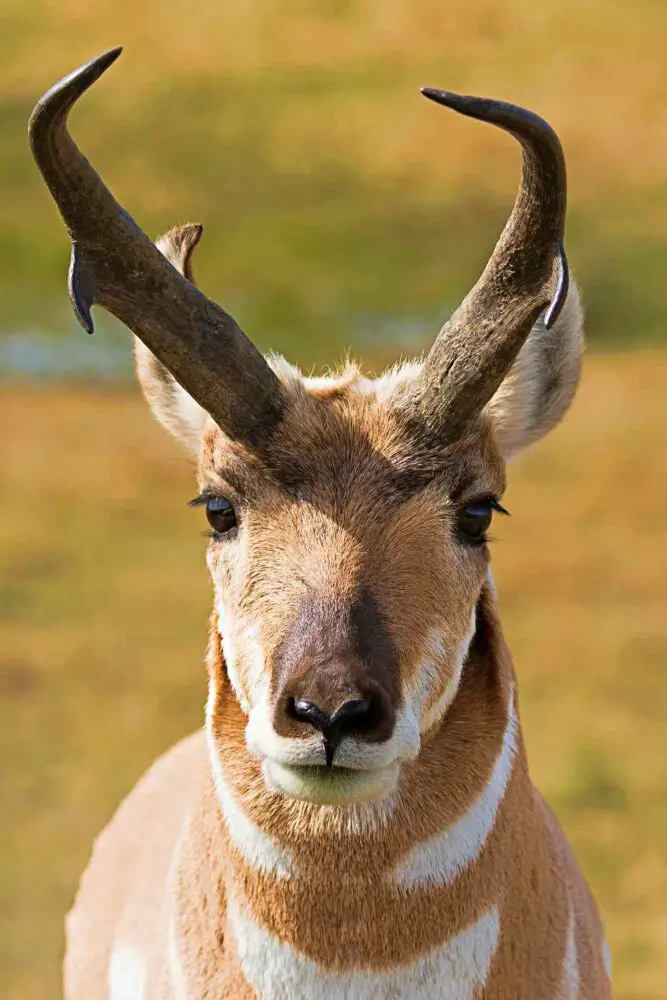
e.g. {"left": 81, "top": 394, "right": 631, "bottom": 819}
{"left": 134, "top": 224, "right": 209, "bottom": 454}
{"left": 484, "top": 283, "right": 583, "bottom": 461}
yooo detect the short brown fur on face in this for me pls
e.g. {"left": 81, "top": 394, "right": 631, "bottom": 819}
{"left": 200, "top": 367, "right": 505, "bottom": 759}
{"left": 137, "top": 227, "right": 583, "bottom": 805}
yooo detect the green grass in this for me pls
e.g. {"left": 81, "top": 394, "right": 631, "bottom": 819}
{"left": 2, "top": 354, "right": 667, "bottom": 998}
{"left": 1, "top": 0, "right": 666, "bottom": 356}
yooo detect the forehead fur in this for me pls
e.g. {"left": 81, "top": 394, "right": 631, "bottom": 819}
{"left": 197, "top": 357, "right": 506, "bottom": 506}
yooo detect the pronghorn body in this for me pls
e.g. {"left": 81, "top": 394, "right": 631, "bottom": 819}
{"left": 30, "top": 51, "right": 613, "bottom": 1000}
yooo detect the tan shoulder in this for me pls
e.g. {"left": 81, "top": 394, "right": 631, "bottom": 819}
{"left": 64, "top": 732, "right": 207, "bottom": 997}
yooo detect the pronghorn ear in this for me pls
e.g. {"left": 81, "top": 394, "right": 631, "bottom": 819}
{"left": 134, "top": 224, "right": 209, "bottom": 455}
{"left": 484, "top": 283, "right": 584, "bottom": 460}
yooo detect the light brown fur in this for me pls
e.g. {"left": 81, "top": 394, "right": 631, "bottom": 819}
{"left": 63, "top": 230, "right": 610, "bottom": 999}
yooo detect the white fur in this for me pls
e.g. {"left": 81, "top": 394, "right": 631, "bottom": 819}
{"left": 266, "top": 353, "right": 305, "bottom": 386}
{"left": 283, "top": 357, "right": 424, "bottom": 405}
{"left": 229, "top": 895, "right": 500, "bottom": 999}
{"left": 166, "top": 918, "right": 189, "bottom": 1000}
{"left": 155, "top": 232, "right": 187, "bottom": 270}
{"left": 394, "top": 689, "right": 518, "bottom": 889}
{"left": 133, "top": 337, "right": 208, "bottom": 454}
{"left": 246, "top": 696, "right": 420, "bottom": 773}
{"left": 215, "top": 599, "right": 247, "bottom": 712}
{"left": 300, "top": 358, "right": 425, "bottom": 405}
{"left": 372, "top": 359, "right": 424, "bottom": 404}
{"left": 485, "top": 283, "right": 583, "bottom": 461}
{"left": 602, "top": 940, "right": 612, "bottom": 980}
{"left": 558, "top": 902, "right": 579, "bottom": 999}
{"left": 206, "top": 679, "right": 293, "bottom": 878}
{"left": 107, "top": 941, "right": 146, "bottom": 1000}
{"left": 411, "top": 607, "right": 477, "bottom": 736}
{"left": 215, "top": 599, "right": 268, "bottom": 715}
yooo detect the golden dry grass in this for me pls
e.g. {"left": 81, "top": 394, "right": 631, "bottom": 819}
{"left": 1, "top": 352, "right": 666, "bottom": 998}
{"left": 1, "top": 4, "right": 666, "bottom": 993}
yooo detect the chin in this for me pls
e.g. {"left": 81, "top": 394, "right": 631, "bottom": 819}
{"left": 263, "top": 758, "right": 400, "bottom": 806}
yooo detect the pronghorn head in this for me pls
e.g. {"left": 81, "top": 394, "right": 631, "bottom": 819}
{"left": 31, "top": 50, "right": 582, "bottom": 808}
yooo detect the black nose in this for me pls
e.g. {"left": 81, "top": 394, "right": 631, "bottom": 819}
{"left": 290, "top": 698, "right": 376, "bottom": 768}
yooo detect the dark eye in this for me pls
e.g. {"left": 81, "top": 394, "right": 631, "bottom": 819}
{"left": 457, "top": 498, "right": 507, "bottom": 545}
{"left": 206, "top": 496, "right": 237, "bottom": 536}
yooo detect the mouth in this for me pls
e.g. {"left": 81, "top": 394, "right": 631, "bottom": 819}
{"left": 263, "top": 758, "right": 400, "bottom": 805}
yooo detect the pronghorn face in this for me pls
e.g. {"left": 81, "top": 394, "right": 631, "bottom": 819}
{"left": 188, "top": 360, "right": 507, "bottom": 806}
{"left": 134, "top": 223, "right": 582, "bottom": 809}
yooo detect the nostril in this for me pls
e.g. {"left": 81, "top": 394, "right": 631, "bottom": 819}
{"left": 288, "top": 698, "right": 331, "bottom": 735}
{"left": 330, "top": 698, "right": 374, "bottom": 737}
{"left": 287, "top": 695, "right": 386, "bottom": 738}
{"left": 283, "top": 689, "right": 393, "bottom": 767}
{"left": 323, "top": 699, "right": 378, "bottom": 768}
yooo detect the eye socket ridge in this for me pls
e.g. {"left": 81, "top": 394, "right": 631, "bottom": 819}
{"left": 457, "top": 495, "right": 509, "bottom": 545}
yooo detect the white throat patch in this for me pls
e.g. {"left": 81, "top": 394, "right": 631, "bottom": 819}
{"left": 216, "top": 600, "right": 268, "bottom": 716}
{"left": 206, "top": 678, "right": 293, "bottom": 878}
{"left": 229, "top": 895, "right": 500, "bottom": 1000}
{"left": 412, "top": 606, "right": 477, "bottom": 736}
{"left": 394, "top": 688, "right": 518, "bottom": 889}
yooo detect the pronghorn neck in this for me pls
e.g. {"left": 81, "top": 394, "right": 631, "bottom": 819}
{"left": 176, "top": 586, "right": 573, "bottom": 996}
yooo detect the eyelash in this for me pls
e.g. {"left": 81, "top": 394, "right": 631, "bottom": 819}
{"left": 457, "top": 495, "right": 510, "bottom": 547}
{"left": 488, "top": 498, "right": 510, "bottom": 516}
{"left": 188, "top": 493, "right": 211, "bottom": 509}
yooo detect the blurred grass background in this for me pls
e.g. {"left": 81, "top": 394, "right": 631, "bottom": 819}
{"left": 0, "top": 2, "right": 665, "bottom": 998}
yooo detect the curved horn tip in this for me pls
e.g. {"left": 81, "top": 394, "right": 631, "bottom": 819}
{"left": 29, "top": 47, "right": 123, "bottom": 140}
{"left": 419, "top": 85, "right": 558, "bottom": 140}
{"left": 420, "top": 86, "right": 468, "bottom": 110}
{"left": 81, "top": 45, "right": 124, "bottom": 76}
{"left": 420, "top": 87, "right": 503, "bottom": 124}
{"left": 421, "top": 86, "right": 455, "bottom": 102}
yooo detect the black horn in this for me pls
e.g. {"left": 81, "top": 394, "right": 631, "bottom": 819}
{"left": 29, "top": 49, "right": 285, "bottom": 445}
{"left": 404, "top": 89, "right": 569, "bottom": 442}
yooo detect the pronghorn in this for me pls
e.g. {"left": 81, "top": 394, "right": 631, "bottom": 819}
{"left": 30, "top": 48, "right": 613, "bottom": 999}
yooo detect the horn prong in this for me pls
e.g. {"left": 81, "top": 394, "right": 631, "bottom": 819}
{"left": 544, "top": 241, "right": 569, "bottom": 330}
{"left": 68, "top": 246, "right": 97, "bottom": 335}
